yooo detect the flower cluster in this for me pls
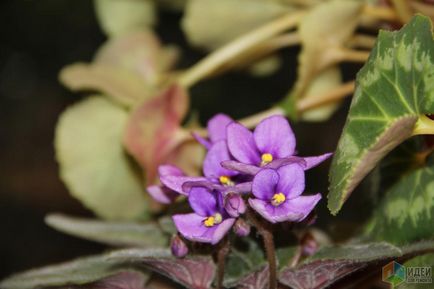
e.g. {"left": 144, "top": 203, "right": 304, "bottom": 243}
{"left": 147, "top": 114, "right": 331, "bottom": 246}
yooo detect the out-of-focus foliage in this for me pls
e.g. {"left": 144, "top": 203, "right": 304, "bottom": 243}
{"left": 94, "top": 0, "right": 156, "bottom": 37}
{"left": 55, "top": 96, "right": 149, "bottom": 220}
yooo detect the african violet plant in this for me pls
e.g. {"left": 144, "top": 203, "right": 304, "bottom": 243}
{"left": 2, "top": 0, "right": 434, "bottom": 289}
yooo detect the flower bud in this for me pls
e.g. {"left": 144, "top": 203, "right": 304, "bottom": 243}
{"left": 224, "top": 193, "right": 246, "bottom": 218}
{"left": 171, "top": 235, "right": 188, "bottom": 258}
{"left": 233, "top": 219, "right": 250, "bottom": 237}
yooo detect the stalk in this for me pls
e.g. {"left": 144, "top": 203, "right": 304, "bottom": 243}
{"left": 216, "top": 237, "right": 230, "bottom": 289}
{"left": 247, "top": 209, "right": 277, "bottom": 289}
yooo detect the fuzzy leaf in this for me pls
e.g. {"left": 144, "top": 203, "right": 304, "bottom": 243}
{"left": 78, "top": 271, "right": 148, "bottom": 289}
{"left": 45, "top": 214, "right": 167, "bottom": 247}
{"left": 234, "top": 265, "right": 269, "bottom": 289}
{"left": 0, "top": 255, "right": 149, "bottom": 289}
{"left": 365, "top": 163, "right": 434, "bottom": 245}
{"left": 0, "top": 248, "right": 215, "bottom": 289}
{"left": 123, "top": 85, "right": 194, "bottom": 183}
{"left": 94, "top": 0, "right": 156, "bottom": 37}
{"left": 182, "top": 0, "right": 290, "bottom": 50}
{"left": 108, "top": 249, "right": 215, "bottom": 289}
{"left": 328, "top": 15, "right": 434, "bottom": 214}
{"left": 224, "top": 239, "right": 265, "bottom": 287}
{"left": 55, "top": 96, "right": 148, "bottom": 220}
{"left": 279, "top": 241, "right": 434, "bottom": 289}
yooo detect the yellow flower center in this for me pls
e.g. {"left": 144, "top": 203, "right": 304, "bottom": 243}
{"left": 204, "top": 213, "right": 223, "bottom": 227}
{"left": 261, "top": 153, "right": 273, "bottom": 166}
{"left": 219, "top": 175, "right": 233, "bottom": 186}
{"left": 219, "top": 175, "right": 230, "bottom": 184}
{"left": 271, "top": 193, "right": 286, "bottom": 206}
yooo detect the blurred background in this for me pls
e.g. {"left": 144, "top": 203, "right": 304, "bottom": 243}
{"left": 0, "top": 0, "right": 368, "bottom": 279}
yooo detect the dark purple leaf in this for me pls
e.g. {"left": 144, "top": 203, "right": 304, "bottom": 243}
{"left": 235, "top": 266, "right": 269, "bottom": 289}
{"left": 108, "top": 249, "right": 215, "bottom": 289}
{"left": 87, "top": 271, "right": 148, "bottom": 289}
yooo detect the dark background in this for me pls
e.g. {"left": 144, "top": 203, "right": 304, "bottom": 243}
{"left": 0, "top": 0, "right": 368, "bottom": 279}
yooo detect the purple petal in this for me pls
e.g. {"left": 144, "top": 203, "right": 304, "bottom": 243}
{"left": 192, "top": 132, "right": 211, "bottom": 149}
{"left": 253, "top": 115, "right": 296, "bottom": 158}
{"left": 230, "top": 182, "right": 253, "bottom": 194}
{"left": 182, "top": 180, "right": 224, "bottom": 194}
{"left": 227, "top": 122, "right": 260, "bottom": 165}
{"left": 208, "top": 113, "right": 233, "bottom": 143}
{"left": 224, "top": 193, "right": 246, "bottom": 217}
{"left": 276, "top": 164, "right": 305, "bottom": 199}
{"left": 160, "top": 175, "right": 206, "bottom": 195}
{"left": 203, "top": 141, "right": 237, "bottom": 179}
{"left": 173, "top": 213, "right": 235, "bottom": 244}
{"left": 248, "top": 198, "right": 304, "bottom": 223}
{"left": 252, "top": 169, "right": 279, "bottom": 200}
{"left": 285, "top": 194, "right": 322, "bottom": 222}
{"left": 147, "top": 185, "right": 178, "bottom": 204}
{"left": 221, "top": 160, "right": 260, "bottom": 175}
{"left": 265, "top": 156, "right": 306, "bottom": 170}
{"left": 188, "top": 187, "right": 218, "bottom": 217}
{"left": 158, "top": 164, "right": 184, "bottom": 177}
{"left": 303, "top": 152, "right": 333, "bottom": 170}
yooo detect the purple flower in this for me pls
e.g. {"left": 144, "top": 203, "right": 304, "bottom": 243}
{"left": 193, "top": 114, "right": 233, "bottom": 149}
{"left": 171, "top": 234, "right": 189, "bottom": 258}
{"left": 203, "top": 140, "right": 238, "bottom": 185}
{"left": 233, "top": 219, "right": 250, "bottom": 237}
{"left": 248, "top": 164, "right": 321, "bottom": 223}
{"left": 147, "top": 165, "right": 186, "bottom": 204}
{"left": 225, "top": 115, "right": 332, "bottom": 172}
{"left": 172, "top": 187, "right": 235, "bottom": 244}
{"left": 224, "top": 193, "right": 246, "bottom": 218}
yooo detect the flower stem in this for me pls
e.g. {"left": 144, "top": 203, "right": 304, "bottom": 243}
{"left": 246, "top": 209, "right": 277, "bottom": 289}
{"left": 216, "top": 237, "right": 230, "bottom": 289}
{"left": 178, "top": 11, "right": 305, "bottom": 89}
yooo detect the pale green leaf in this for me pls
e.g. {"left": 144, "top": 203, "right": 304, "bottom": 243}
{"left": 290, "top": 0, "right": 363, "bottom": 101}
{"left": 45, "top": 213, "right": 166, "bottom": 247}
{"left": 328, "top": 15, "right": 434, "bottom": 214}
{"left": 94, "top": 0, "right": 156, "bottom": 37}
{"left": 300, "top": 67, "right": 343, "bottom": 121}
{"left": 182, "top": 0, "right": 291, "bottom": 50}
{"left": 55, "top": 96, "right": 148, "bottom": 220}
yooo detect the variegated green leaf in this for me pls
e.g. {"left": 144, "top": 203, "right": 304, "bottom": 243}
{"left": 328, "top": 15, "right": 434, "bottom": 214}
{"left": 365, "top": 162, "right": 434, "bottom": 245}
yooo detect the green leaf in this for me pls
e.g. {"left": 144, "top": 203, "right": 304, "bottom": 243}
{"left": 0, "top": 254, "right": 149, "bottom": 289}
{"left": 55, "top": 96, "right": 148, "bottom": 220}
{"left": 365, "top": 164, "right": 434, "bottom": 244}
{"left": 182, "top": 0, "right": 291, "bottom": 50}
{"left": 45, "top": 213, "right": 167, "bottom": 247}
{"left": 94, "top": 0, "right": 156, "bottom": 37}
{"left": 328, "top": 15, "right": 434, "bottom": 215}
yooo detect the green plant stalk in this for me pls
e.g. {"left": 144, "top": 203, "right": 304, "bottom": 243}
{"left": 413, "top": 115, "right": 434, "bottom": 136}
